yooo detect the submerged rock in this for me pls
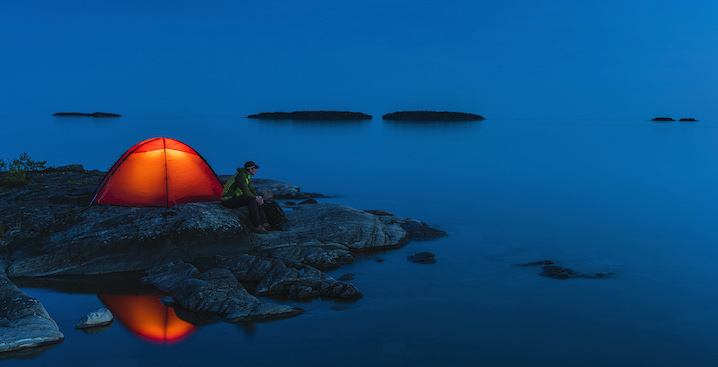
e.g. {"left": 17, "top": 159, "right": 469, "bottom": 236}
{"left": 339, "top": 273, "right": 354, "bottom": 281}
{"left": 520, "top": 260, "right": 611, "bottom": 279}
{"left": 540, "top": 265, "right": 598, "bottom": 279}
{"left": 407, "top": 252, "right": 437, "bottom": 264}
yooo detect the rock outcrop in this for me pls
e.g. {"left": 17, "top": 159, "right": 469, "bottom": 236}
{"left": 142, "top": 262, "right": 303, "bottom": 322}
{"left": 0, "top": 167, "right": 445, "bottom": 354}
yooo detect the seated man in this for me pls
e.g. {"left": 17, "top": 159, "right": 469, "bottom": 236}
{"left": 221, "top": 161, "right": 270, "bottom": 233}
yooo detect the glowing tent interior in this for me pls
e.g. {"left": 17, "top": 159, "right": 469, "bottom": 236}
{"left": 91, "top": 137, "right": 223, "bottom": 207}
{"left": 99, "top": 294, "right": 197, "bottom": 344}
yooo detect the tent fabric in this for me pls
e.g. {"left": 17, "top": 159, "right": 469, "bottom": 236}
{"left": 92, "top": 137, "right": 223, "bottom": 207}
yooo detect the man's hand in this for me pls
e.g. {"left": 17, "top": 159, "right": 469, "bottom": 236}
{"left": 255, "top": 195, "right": 264, "bottom": 205}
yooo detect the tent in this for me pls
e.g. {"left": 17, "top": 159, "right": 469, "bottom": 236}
{"left": 92, "top": 137, "right": 223, "bottom": 207}
{"left": 99, "top": 294, "right": 196, "bottom": 344}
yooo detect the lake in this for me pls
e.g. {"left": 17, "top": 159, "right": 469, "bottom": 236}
{"left": 3, "top": 115, "right": 718, "bottom": 366}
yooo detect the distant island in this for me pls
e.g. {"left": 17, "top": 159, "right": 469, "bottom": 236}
{"left": 651, "top": 117, "right": 675, "bottom": 122}
{"left": 247, "top": 111, "right": 372, "bottom": 120}
{"left": 679, "top": 118, "right": 698, "bottom": 122}
{"left": 53, "top": 112, "right": 121, "bottom": 117}
{"left": 383, "top": 111, "right": 485, "bottom": 121}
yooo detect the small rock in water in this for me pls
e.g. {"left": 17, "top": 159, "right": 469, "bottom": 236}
{"left": 540, "top": 265, "right": 610, "bottom": 279}
{"left": 339, "top": 273, "right": 354, "bottom": 281}
{"left": 299, "top": 198, "right": 318, "bottom": 205}
{"left": 407, "top": 252, "right": 436, "bottom": 264}
{"left": 285, "top": 201, "right": 296, "bottom": 205}
{"left": 160, "top": 296, "right": 176, "bottom": 306}
{"left": 75, "top": 307, "right": 113, "bottom": 329}
{"left": 519, "top": 260, "right": 554, "bottom": 266}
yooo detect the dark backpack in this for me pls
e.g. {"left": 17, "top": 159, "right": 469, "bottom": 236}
{"left": 264, "top": 200, "right": 287, "bottom": 229}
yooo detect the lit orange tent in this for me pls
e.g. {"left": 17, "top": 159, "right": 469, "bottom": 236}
{"left": 99, "top": 294, "right": 197, "bottom": 344}
{"left": 92, "top": 137, "right": 223, "bottom": 207}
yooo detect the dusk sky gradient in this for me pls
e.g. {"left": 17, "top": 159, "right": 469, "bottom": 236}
{"left": 3, "top": 1, "right": 717, "bottom": 119}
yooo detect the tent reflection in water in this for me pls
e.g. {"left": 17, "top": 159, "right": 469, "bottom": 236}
{"left": 92, "top": 137, "right": 223, "bottom": 207}
{"left": 99, "top": 294, "right": 197, "bottom": 344}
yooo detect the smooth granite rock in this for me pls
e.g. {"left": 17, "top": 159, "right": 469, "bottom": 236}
{"left": 0, "top": 169, "right": 445, "bottom": 353}
{"left": 75, "top": 307, "right": 113, "bottom": 329}
{"left": 0, "top": 272, "right": 64, "bottom": 354}
{"left": 142, "top": 262, "right": 303, "bottom": 322}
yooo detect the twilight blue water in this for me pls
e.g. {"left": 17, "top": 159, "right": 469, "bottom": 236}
{"left": 3, "top": 115, "right": 718, "bottom": 366}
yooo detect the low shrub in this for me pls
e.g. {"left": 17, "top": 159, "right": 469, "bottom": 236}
{"left": 0, "top": 152, "right": 47, "bottom": 188}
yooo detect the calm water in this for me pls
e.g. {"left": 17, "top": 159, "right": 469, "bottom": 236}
{"left": 3, "top": 115, "right": 718, "bottom": 366}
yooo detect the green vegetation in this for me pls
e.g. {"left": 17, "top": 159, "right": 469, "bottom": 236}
{"left": 0, "top": 152, "right": 47, "bottom": 188}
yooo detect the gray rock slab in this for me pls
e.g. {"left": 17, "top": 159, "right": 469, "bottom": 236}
{"left": 75, "top": 307, "right": 113, "bottom": 329}
{"left": 142, "top": 262, "right": 303, "bottom": 322}
{"left": 0, "top": 273, "right": 64, "bottom": 354}
{"left": 4, "top": 200, "right": 444, "bottom": 277}
{"left": 214, "top": 254, "right": 362, "bottom": 299}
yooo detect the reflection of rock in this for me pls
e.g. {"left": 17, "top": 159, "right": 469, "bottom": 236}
{"left": 142, "top": 262, "right": 303, "bottom": 322}
{"left": 0, "top": 273, "right": 64, "bottom": 354}
{"left": 77, "top": 324, "right": 112, "bottom": 335}
{"left": 53, "top": 112, "right": 121, "bottom": 117}
{"left": 0, "top": 342, "right": 61, "bottom": 361}
{"left": 247, "top": 111, "right": 372, "bottom": 120}
{"left": 383, "top": 111, "right": 485, "bottom": 121}
{"left": 75, "top": 307, "right": 113, "bottom": 329}
{"left": 407, "top": 252, "right": 437, "bottom": 264}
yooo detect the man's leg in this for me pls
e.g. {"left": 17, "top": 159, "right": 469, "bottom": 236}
{"left": 222, "top": 196, "right": 262, "bottom": 227}
{"left": 240, "top": 196, "right": 262, "bottom": 227}
{"left": 257, "top": 203, "right": 268, "bottom": 225}
{"left": 221, "top": 197, "right": 244, "bottom": 209}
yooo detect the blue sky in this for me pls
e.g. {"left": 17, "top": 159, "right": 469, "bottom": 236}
{"left": 2, "top": 0, "right": 717, "bottom": 119}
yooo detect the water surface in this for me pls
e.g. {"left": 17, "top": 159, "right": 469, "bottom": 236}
{"left": 3, "top": 115, "right": 718, "bottom": 366}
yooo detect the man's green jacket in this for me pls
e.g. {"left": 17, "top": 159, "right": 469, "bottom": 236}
{"left": 222, "top": 168, "right": 257, "bottom": 200}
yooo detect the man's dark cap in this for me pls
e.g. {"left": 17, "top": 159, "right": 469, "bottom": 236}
{"left": 244, "top": 161, "right": 260, "bottom": 169}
